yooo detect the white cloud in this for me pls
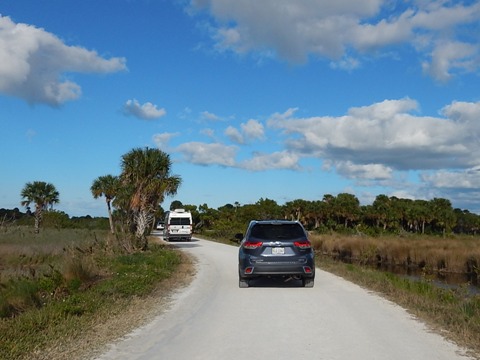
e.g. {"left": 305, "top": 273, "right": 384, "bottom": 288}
{"left": 347, "top": 98, "right": 419, "bottom": 120}
{"left": 153, "top": 132, "right": 179, "bottom": 150}
{"left": 124, "top": 99, "right": 166, "bottom": 120}
{"left": 225, "top": 119, "right": 265, "bottom": 144}
{"left": 268, "top": 98, "right": 480, "bottom": 173}
{"left": 330, "top": 56, "right": 360, "bottom": 71}
{"left": 332, "top": 160, "right": 392, "bottom": 180}
{"left": 176, "top": 142, "right": 237, "bottom": 166}
{"left": 0, "top": 16, "right": 126, "bottom": 106}
{"left": 200, "top": 128, "right": 216, "bottom": 138}
{"left": 225, "top": 125, "right": 244, "bottom": 144}
{"left": 238, "top": 150, "right": 300, "bottom": 171}
{"left": 422, "top": 40, "right": 478, "bottom": 82}
{"left": 201, "top": 111, "right": 222, "bottom": 121}
{"left": 171, "top": 138, "right": 299, "bottom": 171}
{"left": 188, "top": 0, "right": 480, "bottom": 81}
{"left": 410, "top": 1, "right": 480, "bottom": 30}
{"left": 241, "top": 119, "right": 264, "bottom": 140}
{"left": 421, "top": 166, "right": 480, "bottom": 190}
{"left": 441, "top": 100, "right": 480, "bottom": 124}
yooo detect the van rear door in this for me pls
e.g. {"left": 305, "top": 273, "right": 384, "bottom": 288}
{"left": 169, "top": 217, "right": 191, "bottom": 235}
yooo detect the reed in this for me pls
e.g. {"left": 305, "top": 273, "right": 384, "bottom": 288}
{"left": 310, "top": 233, "right": 480, "bottom": 275}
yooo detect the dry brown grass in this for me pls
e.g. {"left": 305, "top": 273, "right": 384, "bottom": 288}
{"left": 41, "top": 244, "right": 196, "bottom": 360}
{"left": 0, "top": 227, "right": 107, "bottom": 284}
{"left": 310, "top": 233, "right": 480, "bottom": 274}
{"left": 0, "top": 229, "right": 195, "bottom": 359}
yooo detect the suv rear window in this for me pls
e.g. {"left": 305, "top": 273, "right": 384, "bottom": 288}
{"left": 249, "top": 223, "right": 305, "bottom": 240}
{"left": 170, "top": 218, "right": 191, "bottom": 225}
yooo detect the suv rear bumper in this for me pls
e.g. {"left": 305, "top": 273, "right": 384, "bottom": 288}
{"left": 239, "top": 261, "right": 315, "bottom": 278}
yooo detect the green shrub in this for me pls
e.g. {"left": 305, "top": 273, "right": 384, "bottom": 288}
{"left": 0, "top": 278, "right": 41, "bottom": 317}
{"left": 38, "top": 267, "right": 64, "bottom": 294}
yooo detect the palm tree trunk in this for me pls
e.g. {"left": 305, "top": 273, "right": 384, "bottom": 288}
{"left": 34, "top": 207, "right": 42, "bottom": 234}
{"left": 134, "top": 209, "right": 154, "bottom": 250}
{"left": 106, "top": 200, "right": 115, "bottom": 234}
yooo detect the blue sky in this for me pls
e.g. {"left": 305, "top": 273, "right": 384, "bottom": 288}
{"left": 1, "top": 0, "right": 480, "bottom": 217}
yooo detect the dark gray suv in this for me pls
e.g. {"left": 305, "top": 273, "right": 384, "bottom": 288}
{"left": 237, "top": 220, "right": 315, "bottom": 288}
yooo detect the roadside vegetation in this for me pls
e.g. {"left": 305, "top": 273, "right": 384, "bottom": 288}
{"left": 1, "top": 147, "right": 188, "bottom": 359}
{"left": 0, "top": 225, "right": 186, "bottom": 359}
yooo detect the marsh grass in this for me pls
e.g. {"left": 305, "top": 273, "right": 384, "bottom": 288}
{"left": 0, "top": 227, "right": 183, "bottom": 359}
{"left": 311, "top": 233, "right": 480, "bottom": 275}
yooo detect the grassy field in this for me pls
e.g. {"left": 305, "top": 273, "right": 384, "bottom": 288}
{"left": 0, "top": 227, "right": 190, "bottom": 359}
{"left": 310, "top": 232, "right": 480, "bottom": 275}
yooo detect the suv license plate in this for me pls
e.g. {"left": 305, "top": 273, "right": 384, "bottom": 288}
{"left": 272, "top": 247, "right": 284, "bottom": 255}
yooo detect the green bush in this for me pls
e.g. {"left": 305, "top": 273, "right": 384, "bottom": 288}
{"left": 0, "top": 278, "right": 41, "bottom": 317}
{"left": 38, "top": 267, "right": 64, "bottom": 294}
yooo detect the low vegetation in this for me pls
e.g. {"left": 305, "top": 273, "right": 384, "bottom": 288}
{"left": 310, "top": 233, "right": 480, "bottom": 275}
{"left": 0, "top": 227, "right": 187, "bottom": 359}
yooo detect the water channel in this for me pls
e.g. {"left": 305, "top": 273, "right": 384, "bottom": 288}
{"left": 391, "top": 266, "right": 479, "bottom": 296}
{"left": 329, "top": 256, "right": 480, "bottom": 296}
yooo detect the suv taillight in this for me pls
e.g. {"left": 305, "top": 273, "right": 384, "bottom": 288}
{"left": 243, "top": 241, "right": 263, "bottom": 249}
{"left": 294, "top": 240, "right": 311, "bottom": 249}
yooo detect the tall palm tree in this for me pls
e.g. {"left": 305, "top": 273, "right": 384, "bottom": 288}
{"left": 430, "top": 198, "right": 456, "bottom": 237}
{"left": 335, "top": 193, "right": 360, "bottom": 228}
{"left": 91, "top": 175, "right": 119, "bottom": 234}
{"left": 20, "top": 181, "right": 60, "bottom": 234}
{"left": 120, "top": 147, "right": 181, "bottom": 249}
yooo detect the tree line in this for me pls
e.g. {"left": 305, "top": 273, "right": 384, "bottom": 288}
{"left": 11, "top": 147, "right": 480, "bottom": 248}
{"left": 180, "top": 195, "right": 480, "bottom": 239}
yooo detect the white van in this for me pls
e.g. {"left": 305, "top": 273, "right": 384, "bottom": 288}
{"left": 163, "top": 209, "right": 193, "bottom": 241}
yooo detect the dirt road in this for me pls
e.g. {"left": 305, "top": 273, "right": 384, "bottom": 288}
{"left": 96, "top": 238, "right": 473, "bottom": 360}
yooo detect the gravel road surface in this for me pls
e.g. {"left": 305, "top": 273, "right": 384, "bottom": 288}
{"left": 97, "top": 238, "right": 473, "bottom": 360}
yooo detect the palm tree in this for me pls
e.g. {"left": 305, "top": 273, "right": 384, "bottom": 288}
{"left": 430, "top": 198, "right": 456, "bottom": 237}
{"left": 20, "top": 181, "right": 60, "bottom": 234}
{"left": 91, "top": 175, "right": 119, "bottom": 234}
{"left": 120, "top": 147, "right": 181, "bottom": 249}
{"left": 335, "top": 193, "right": 360, "bottom": 228}
{"left": 284, "top": 199, "right": 308, "bottom": 221}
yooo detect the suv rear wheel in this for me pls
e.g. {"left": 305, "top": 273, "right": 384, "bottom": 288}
{"left": 239, "top": 276, "right": 249, "bottom": 288}
{"left": 302, "top": 278, "right": 314, "bottom": 288}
